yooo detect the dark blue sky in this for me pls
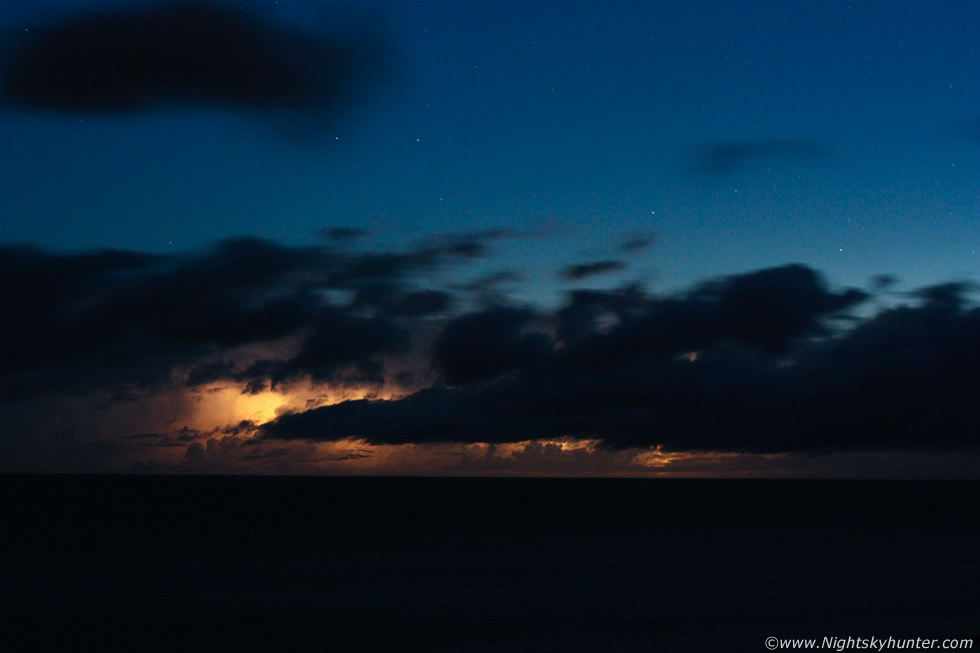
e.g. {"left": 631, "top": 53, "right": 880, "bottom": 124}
{"left": 3, "top": 0, "right": 977, "bottom": 296}
{"left": 1, "top": 1, "right": 978, "bottom": 476}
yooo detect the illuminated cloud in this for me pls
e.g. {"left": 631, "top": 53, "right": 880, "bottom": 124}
{"left": 2, "top": 234, "right": 978, "bottom": 474}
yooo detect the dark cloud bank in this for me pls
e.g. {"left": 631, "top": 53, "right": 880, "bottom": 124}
{"left": 265, "top": 267, "right": 978, "bottom": 453}
{"left": 2, "top": 236, "right": 977, "bottom": 459}
{"left": 0, "top": 2, "right": 381, "bottom": 117}
{"left": 0, "top": 235, "right": 489, "bottom": 400}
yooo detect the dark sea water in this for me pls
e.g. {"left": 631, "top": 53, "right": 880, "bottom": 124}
{"left": 3, "top": 476, "right": 977, "bottom": 651}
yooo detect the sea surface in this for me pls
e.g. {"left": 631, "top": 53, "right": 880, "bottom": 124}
{"left": 3, "top": 476, "right": 977, "bottom": 651}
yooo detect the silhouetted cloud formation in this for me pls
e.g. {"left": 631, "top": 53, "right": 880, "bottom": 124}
{"left": 0, "top": 2, "right": 379, "bottom": 115}
{"left": 689, "top": 139, "right": 832, "bottom": 176}
{"left": 0, "top": 234, "right": 500, "bottom": 399}
{"left": 3, "top": 235, "right": 977, "bottom": 458}
{"left": 263, "top": 266, "right": 979, "bottom": 453}
{"left": 562, "top": 260, "right": 626, "bottom": 281}
{"left": 431, "top": 307, "right": 551, "bottom": 386}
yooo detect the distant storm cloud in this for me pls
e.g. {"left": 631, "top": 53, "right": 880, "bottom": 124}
{"left": 688, "top": 139, "right": 833, "bottom": 176}
{"left": 0, "top": 2, "right": 382, "bottom": 114}
{"left": 2, "top": 233, "right": 977, "bottom": 463}
{"left": 263, "top": 265, "right": 980, "bottom": 454}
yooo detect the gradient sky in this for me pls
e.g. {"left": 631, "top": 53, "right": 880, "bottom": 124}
{"left": 1, "top": 0, "right": 978, "bottom": 476}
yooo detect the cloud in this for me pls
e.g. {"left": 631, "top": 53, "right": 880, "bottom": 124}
{"left": 557, "top": 264, "right": 868, "bottom": 357}
{"left": 453, "top": 271, "right": 525, "bottom": 304}
{"left": 3, "top": 233, "right": 977, "bottom": 470}
{"left": 870, "top": 274, "right": 901, "bottom": 292}
{"left": 262, "top": 266, "right": 979, "bottom": 454}
{"left": 241, "top": 447, "right": 291, "bottom": 462}
{"left": 247, "top": 305, "right": 410, "bottom": 390}
{"left": 0, "top": 233, "right": 504, "bottom": 400}
{"left": 562, "top": 260, "right": 626, "bottom": 281}
{"left": 620, "top": 232, "right": 656, "bottom": 253}
{"left": 687, "top": 139, "right": 833, "bottom": 176}
{"left": 431, "top": 307, "right": 552, "bottom": 386}
{"left": 351, "top": 283, "right": 454, "bottom": 318}
{"left": 0, "top": 2, "right": 382, "bottom": 118}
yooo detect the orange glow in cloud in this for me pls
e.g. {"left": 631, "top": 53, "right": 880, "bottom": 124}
{"left": 295, "top": 437, "right": 642, "bottom": 476}
{"left": 632, "top": 445, "right": 690, "bottom": 468}
{"left": 489, "top": 438, "right": 602, "bottom": 459}
{"left": 162, "top": 379, "right": 778, "bottom": 477}
{"left": 232, "top": 389, "right": 289, "bottom": 424}
{"left": 185, "top": 385, "right": 289, "bottom": 432}
{"left": 630, "top": 446, "right": 768, "bottom": 475}
{"left": 185, "top": 378, "right": 410, "bottom": 435}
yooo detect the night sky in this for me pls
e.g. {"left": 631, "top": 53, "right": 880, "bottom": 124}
{"left": 1, "top": 0, "right": 978, "bottom": 476}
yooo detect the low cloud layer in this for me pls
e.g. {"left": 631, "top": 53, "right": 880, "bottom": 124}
{"left": 2, "top": 235, "right": 977, "bottom": 472}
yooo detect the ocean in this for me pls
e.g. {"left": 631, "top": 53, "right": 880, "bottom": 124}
{"left": 3, "top": 476, "right": 977, "bottom": 651}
